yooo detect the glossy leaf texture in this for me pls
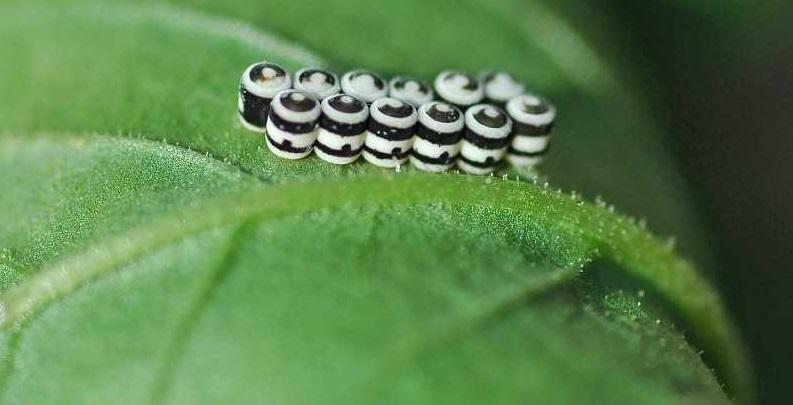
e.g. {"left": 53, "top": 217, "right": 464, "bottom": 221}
{"left": 0, "top": 1, "right": 750, "bottom": 404}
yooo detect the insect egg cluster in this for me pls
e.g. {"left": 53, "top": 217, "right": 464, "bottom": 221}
{"left": 238, "top": 61, "right": 556, "bottom": 174}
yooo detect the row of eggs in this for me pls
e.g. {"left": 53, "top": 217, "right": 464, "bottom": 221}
{"left": 238, "top": 62, "right": 556, "bottom": 174}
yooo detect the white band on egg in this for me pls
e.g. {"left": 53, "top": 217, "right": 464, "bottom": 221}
{"left": 294, "top": 67, "right": 341, "bottom": 100}
{"left": 317, "top": 128, "right": 365, "bottom": 150}
{"left": 271, "top": 90, "right": 321, "bottom": 124}
{"left": 480, "top": 71, "right": 524, "bottom": 103}
{"left": 464, "top": 104, "right": 512, "bottom": 139}
{"left": 434, "top": 70, "right": 484, "bottom": 106}
{"left": 506, "top": 94, "right": 556, "bottom": 127}
{"left": 511, "top": 135, "right": 549, "bottom": 153}
{"left": 413, "top": 137, "right": 461, "bottom": 158}
{"left": 389, "top": 76, "right": 434, "bottom": 107}
{"left": 457, "top": 160, "right": 497, "bottom": 175}
{"left": 266, "top": 120, "right": 317, "bottom": 148}
{"left": 321, "top": 95, "right": 369, "bottom": 124}
{"left": 370, "top": 98, "right": 418, "bottom": 129}
{"left": 341, "top": 70, "right": 388, "bottom": 103}
{"left": 418, "top": 102, "right": 464, "bottom": 133}
{"left": 507, "top": 154, "right": 544, "bottom": 167}
{"left": 461, "top": 142, "right": 507, "bottom": 162}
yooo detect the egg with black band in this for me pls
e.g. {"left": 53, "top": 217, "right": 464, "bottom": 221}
{"left": 410, "top": 101, "right": 464, "bottom": 172}
{"left": 265, "top": 89, "right": 321, "bottom": 159}
{"left": 340, "top": 70, "right": 388, "bottom": 104}
{"left": 362, "top": 97, "right": 418, "bottom": 168}
{"left": 315, "top": 94, "right": 369, "bottom": 165}
{"left": 238, "top": 62, "right": 292, "bottom": 132}
{"left": 505, "top": 93, "right": 556, "bottom": 167}
{"left": 293, "top": 67, "right": 340, "bottom": 100}
{"left": 389, "top": 76, "right": 434, "bottom": 107}
{"left": 459, "top": 104, "right": 513, "bottom": 175}
{"left": 434, "top": 70, "right": 484, "bottom": 109}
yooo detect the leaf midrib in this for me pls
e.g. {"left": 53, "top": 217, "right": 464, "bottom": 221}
{"left": 146, "top": 220, "right": 259, "bottom": 405}
{"left": 0, "top": 160, "right": 749, "bottom": 401}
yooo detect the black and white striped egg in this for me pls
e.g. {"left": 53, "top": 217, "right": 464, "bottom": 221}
{"left": 505, "top": 93, "right": 556, "bottom": 167}
{"left": 362, "top": 97, "right": 418, "bottom": 168}
{"left": 238, "top": 62, "right": 292, "bottom": 132}
{"left": 479, "top": 71, "right": 524, "bottom": 104}
{"left": 265, "top": 89, "right": 321, "bottom": 159}
{"left": 389, "top": 76, "right": 434, "bottom": 107}
{"left": 293, "top": 67, "right": 340, "bottom": 100}
{"left": 433, "top": 70, "right": 484, "bottom": 109}
{"left": 315, "top": 94, "right": 369, "bottom": 165}
{"left": 409, "top": 101, "right": 464, "bottom": 172}
{"left": 340, "top": 70, "right": 388, "bottom": 104}
{"left": 459, "top": 104, "right": 513, "bottom": 175}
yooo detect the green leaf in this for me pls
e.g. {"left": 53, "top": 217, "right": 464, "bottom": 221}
{"left": 0, "top": 135, "right": 739, "bottom": 403}
{"left": 0, "top": 0, "right": 713, "bottom": 267}
{"left": 0, "top": 1, "right": 750, "bottom": 404}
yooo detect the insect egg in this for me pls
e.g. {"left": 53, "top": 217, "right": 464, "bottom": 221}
{"left": 265, "top": 89, "right": 321, "bottom": 159}
{"left": 238, "top": 61, "right": 292, "bottom": 132}
{"left": 505, "top": 93, "right": 556, "bottom": 167}
{"left": 433, "top": 70, "right": 484, "bottom": 109}
{"left": 479, "top": 71, "right": 524, "bottom": 104}
{"left": 362, "top": 97, "right": 418, "bottom": 168}
{"left": 459, "top": 104, "right": 513, "bottom": 175}
{"left": 340, "top": 70, "right": 388, "bottom": 104}
{"left": 293, "top": 67, "right": 341, "bottom": 100}
{"left": 410, "top": 101, "right": 464, "bottom": 172}
{"left": 315, "top": 94, "right": 369, "bottom": 165}
{"left": 389, "top": 76, "right": 434, "bottom": 107}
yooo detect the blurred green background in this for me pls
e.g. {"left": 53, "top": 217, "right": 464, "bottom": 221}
{"left": 602, "top": 1, "right": 793, "bottom": 403}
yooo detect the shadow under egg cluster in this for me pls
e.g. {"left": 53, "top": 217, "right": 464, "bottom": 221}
{"left": 238, "top": 62, "right": 555, "bottom": 174}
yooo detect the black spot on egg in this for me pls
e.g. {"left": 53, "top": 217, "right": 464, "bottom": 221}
{"left": 328, "top": 95, "right": 365, "bottom": 114}
{"left": 474, "top": 107, "right": 508, "bottom": 128}
{"left": 427, "top": 104, "right": 460, "bottom": 123}
{"left": 394, "top": 77, "right": 428, "bottom": 93}
{"left": 250, "top": 63, "right": 287, "bottom": 83}
{"left": 299, "top": 69, "right": 335, "bottom": 86}
{"left": 444, "top": 72, "right": 478, "bottom": 91}
{"left": 280, "top": 91, "right": 317, "bottom": 112}
{"left": 378, "top": 100, "right": 413, "bottom": 118}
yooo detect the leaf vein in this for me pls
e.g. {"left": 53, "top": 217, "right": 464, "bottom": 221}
{"left": 355, "top": 267, "right": 576, "bottom": 401}
{"left": 147, "top": 220, "right": 257, "bottom": 405}
{"left": 0, "top": 175, "right": 749, "bottom": 399}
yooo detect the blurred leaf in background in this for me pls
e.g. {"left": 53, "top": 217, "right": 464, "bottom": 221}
{"left": 586, "top": 1, "right": 793, "bottom": 403}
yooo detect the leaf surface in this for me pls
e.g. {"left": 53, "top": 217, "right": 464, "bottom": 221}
{"left": 0, "top": 0, "right": 712, "bottom": 265}
{"left": 0, "top": 1, "right": 750, "bottom": 403}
